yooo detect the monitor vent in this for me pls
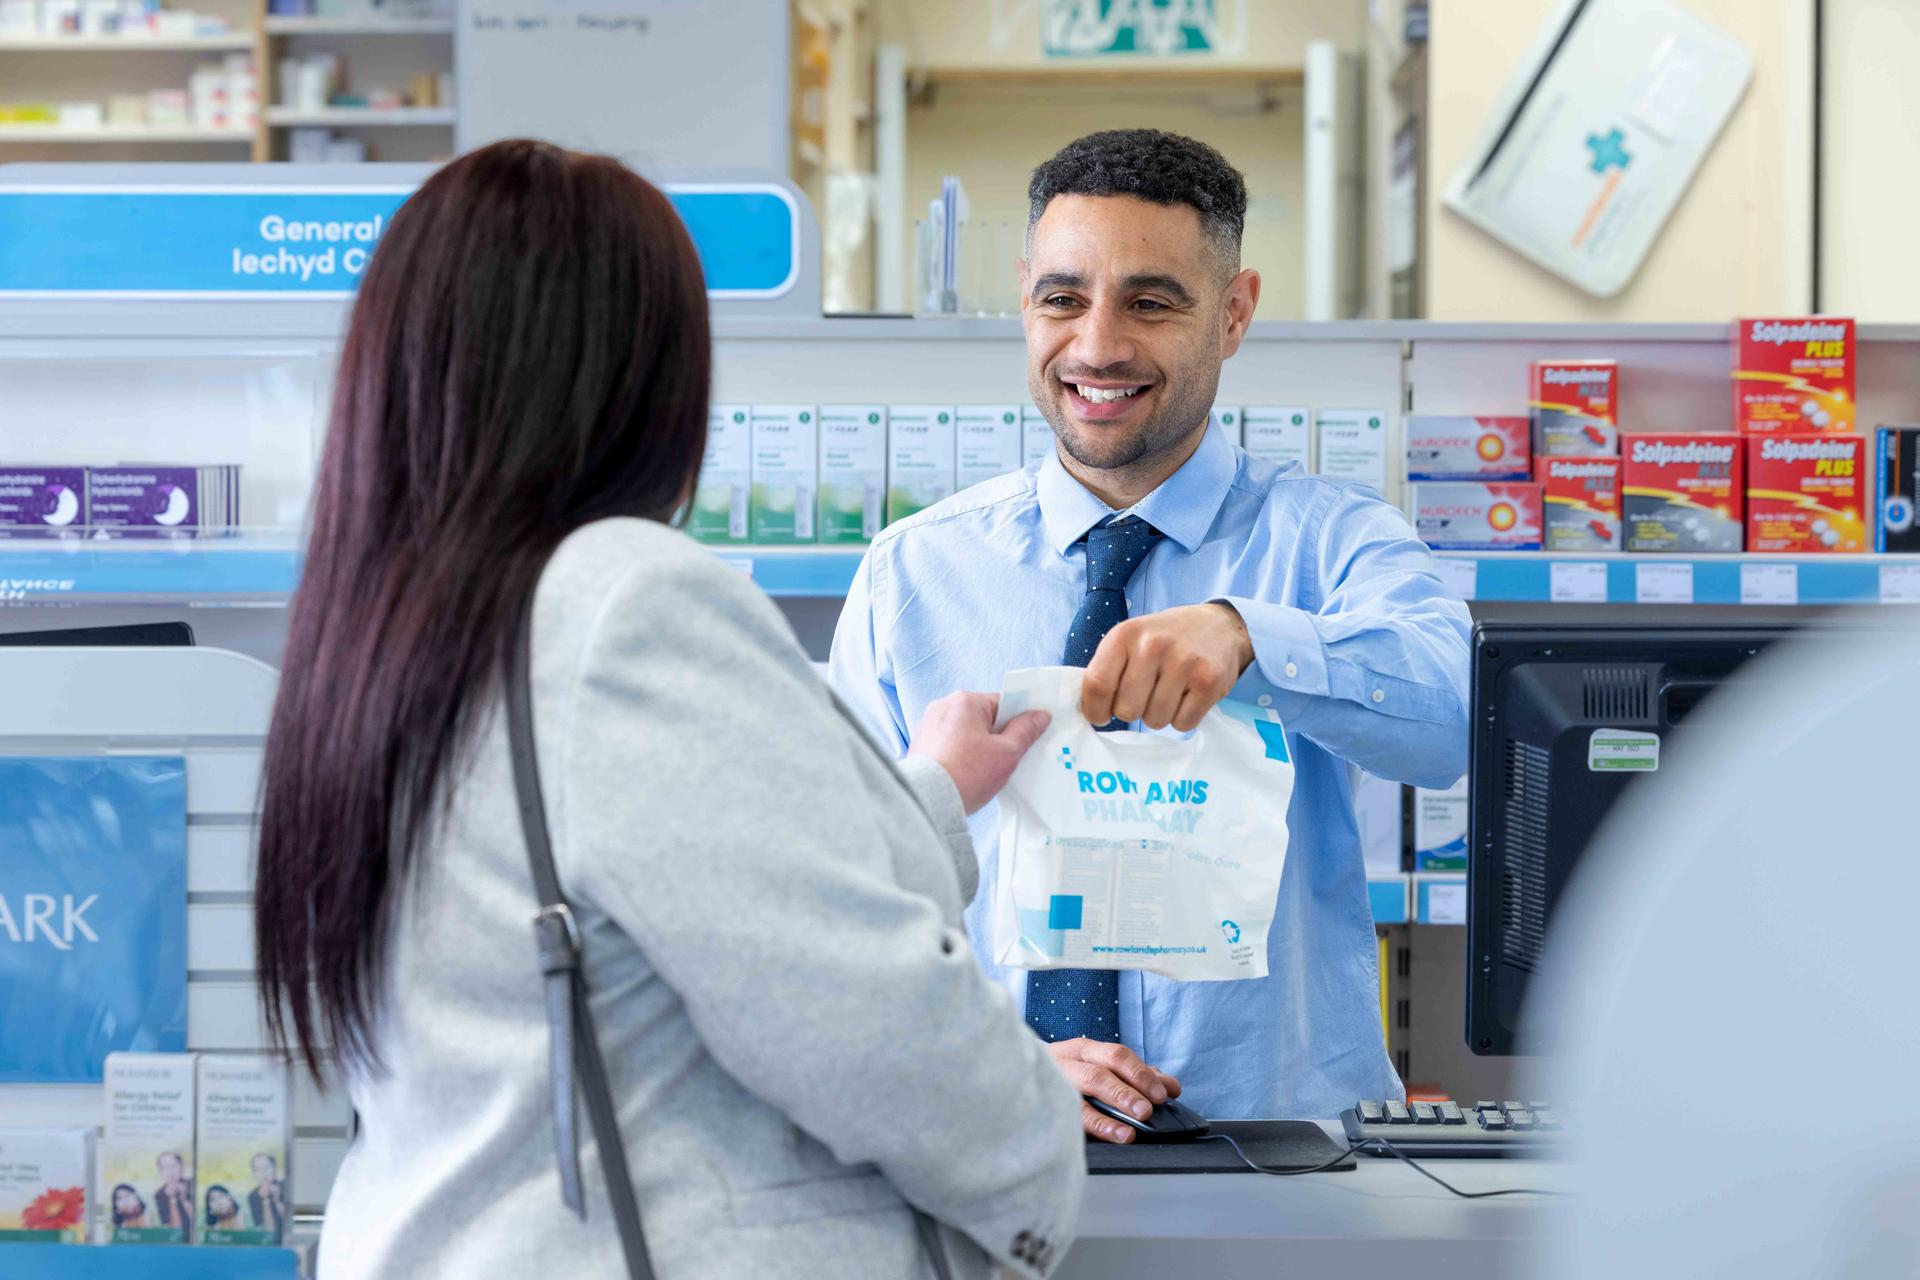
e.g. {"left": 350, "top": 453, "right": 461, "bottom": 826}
{"left": 1582, "top": 666, "right": 1649, "bottom": 722}
{"left": 1498, "top": 739, "right": 1551, "bottom": 972}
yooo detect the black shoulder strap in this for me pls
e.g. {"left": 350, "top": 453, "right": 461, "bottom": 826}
{"left": 508, "top": 592, "right": 656, "bottom": 1280}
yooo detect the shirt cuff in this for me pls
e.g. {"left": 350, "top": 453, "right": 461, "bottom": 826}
{"left": 1215, "top": 596, "right": 1325, "bottom": 720}
{"left": 895, "top": 755, "right": 978, "bottom": 902}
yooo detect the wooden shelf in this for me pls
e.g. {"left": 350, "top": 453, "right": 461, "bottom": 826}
{"left": 262, "top": 16, "right": 454, "bottom": 35}
{"left": 0, "top": 124, "right": 253, "bottom": 142}
{"left": 0, "top": 34, "right": 255, "bottom": 50}
{"left": 265, "top": 106, "right": 454, "bottom": 127}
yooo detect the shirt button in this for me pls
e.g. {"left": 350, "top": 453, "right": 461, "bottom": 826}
{"left": 1256, "top": 694, "right": 1273, "bottom": 708}
{"left": 1372, "top": 688, "right": 1386, "bottom": 703}
{"left": 1283, "top": 662, "right": 1298, "bottom": 679}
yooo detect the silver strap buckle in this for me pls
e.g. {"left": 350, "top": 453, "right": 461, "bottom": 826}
{"left": 534, "top": 902, "right": 581, "bottom": 954}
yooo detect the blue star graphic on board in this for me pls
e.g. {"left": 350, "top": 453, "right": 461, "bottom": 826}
{"left": 1586, "top": 128, "right": 1630, "bottom": 174}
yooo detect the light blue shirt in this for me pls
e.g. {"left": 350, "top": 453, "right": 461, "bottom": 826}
{"left": 828, "top": 422, "right": 1470, "bottom": 1119}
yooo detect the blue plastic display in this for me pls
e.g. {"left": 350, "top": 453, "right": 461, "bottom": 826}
{"left": 0, "top": 1245, "right": 298, "bottom": 1278}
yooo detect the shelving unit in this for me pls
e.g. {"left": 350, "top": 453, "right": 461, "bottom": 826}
{"left": 262, "top": 15, "right": 453, "bottom": 35}
{"left": 0, "top": 34, "right": 255, "bottom": 50}
{"left": 0, "top": 124, "right": 252, "bottom": 142}
{"left": 264, "top": 105, "right": 454, "bottom": 126}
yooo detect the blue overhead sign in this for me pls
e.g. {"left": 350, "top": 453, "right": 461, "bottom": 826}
{"left": 0, "top": 182, "right": 797, "bottom": 299}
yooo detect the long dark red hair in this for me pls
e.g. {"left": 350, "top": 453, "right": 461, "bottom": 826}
{"left": 255, "top": 139, "right": 711, "bottom": 1077}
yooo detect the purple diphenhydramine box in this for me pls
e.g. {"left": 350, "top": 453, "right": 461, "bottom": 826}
{"left": 86, "top": 466, "right": 201, "bottom": 537}
{"left": 0, "top": 467, "right": 88, "bottom": 538}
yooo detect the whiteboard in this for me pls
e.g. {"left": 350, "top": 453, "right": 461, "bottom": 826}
{"left": 457, "top": 0, "right": 790, "bottom": 175}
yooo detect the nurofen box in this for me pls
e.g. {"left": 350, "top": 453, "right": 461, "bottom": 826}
{"left": 887, "top": 405, "right": 956, "bottom": 524}
{"left": 103, "top": 1053, "right": 198, "bottom": 1244}
{"left": 749, "top": 405, "right": 817, "bottom": 544}
{"left": 1242, "top": 405, "right": 1312, "bottom": 472}
{"left": 955, "top": 405, "right": 1022, "bottom": 490}
{"left": 1413, "top": 776, "right": 1468, "bottom": 871}
{"left": 690, "top": 405, "right": 750, "bottom": 544}
{"left": 1622, "top": 434, "right": 1743, "bottom": 552}
{"left": 0, "top": 1126, "right": 94, "bottom": 1244}
{"left": 1735, "top": 316, "right": 1854, "bottom": 434}
{"left": 1530, "top": 359, "right": 1618, "bottom": 455}
{"left": 1022, "top": 405, "right": 1054, "bottom": 468}
{"left": 0, "top": 466, "right": 86, "bottom": 537}
{"left": 1405, "top": 415, "right": 1531, "bottom": 481}
{"left": 817, "top": 405, "right": 886, "bottom": 544}
{"left": 1745, "top": 434, "right": 1867, "bottom": 553}
{"left": 1536, "top": 455, "right": 1622, "bottom": 551}
{"left": 1411, "top": 482, "right": 1543, "bottom": 550}
{"left": 1877, "top": 426, "right": 1920, "bottom": 553}
{"left": 1316, "top": 409, "right": 1389, "bottom": 488}
{"left": 195, "top": 1055, "right": 291, "bottom": 1246}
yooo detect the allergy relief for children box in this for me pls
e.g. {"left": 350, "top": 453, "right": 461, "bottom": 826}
{"left": 817, "top": 405, "right": 886, "bottom": 544}
{"left": 1314, "top": 408, "right": 1388, "bottom": 488}
{"left": 956, "top": 405, "right": 1022, "bottom": 490}
{"left": 103, "top": 1053, "right": 197, "bottom": 1244}
{"left": 0, "top": 1127, "right": 94, "bottom": 1244}
{"left": 1745, "top": 434, "right": 1867, "bottom": 553}
{"left": 1878, "top": 426, "right": 1920, "bottom": 553}
{"left": 1735, "top": 317, "right": 1854, "bottom": 433}
{"left": 1242, "top": 406, "right": 1312, "bottom": 472}
{"left": 0, "top": 467, "right": 86, "bottom": 536}
{"left": 689, "top": 405, "right": 750, "bottom": 544}
{"left": 887, "top": 405, "right": 956, "bottom": 524}
{"left": 1622, "top": 434, "right": 1743, "bottom": 552}
{"left": 1022, "top": 405, "right": 1055, "bottom": 468}
{"left": 749, "top": 405, "right": 817, "bottom": 544}
{"left": 1529, "top": 359, "right": 1618, "bottom": 456}
{"left": 195, "top": 1056, "right": 291, "bottom": 1246}
{"left": 1414, "top": 777, "right": 1468, "bottom": 871}
{"left": 1405, "top": 415, "right": 1531, "bottom": 480}
{"left": 1536, "top": 456, "right": 1622, "bottom": 550}
{"left": 1411, "top": 482, "right": 1543, "bottom": 550}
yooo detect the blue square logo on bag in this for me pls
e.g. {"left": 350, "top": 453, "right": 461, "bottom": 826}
{"left": 1047, "top": 895, "right": 1084, "bottom": 931}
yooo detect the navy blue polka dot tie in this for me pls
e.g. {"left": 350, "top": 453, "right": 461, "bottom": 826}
{"left": 1025, "top": 514, "right": 1162, "bottom": 1045}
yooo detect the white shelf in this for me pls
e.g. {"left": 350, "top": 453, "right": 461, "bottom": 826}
{"left": 0, "top": 124, "right": 253, "bottom": 142}
{"left": 0, "top": 33, "right": 255, "bottom": 50}
{"left": 264, "top": 15, "right": 454, "bottom": 35}
{"left": 265, "top": 106, "right": 454, "bottom": 127}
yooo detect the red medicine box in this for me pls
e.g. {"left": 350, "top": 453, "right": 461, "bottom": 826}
{"left": 1745, "top": 434, "right": 1867, "bottom": 553}
{"left": 1734, "top": 316, "right": 1855, "bottom": 434}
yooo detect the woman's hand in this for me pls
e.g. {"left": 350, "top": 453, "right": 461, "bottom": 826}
{"left": 908, "top": 692, "right": 1051, "bottom": 814}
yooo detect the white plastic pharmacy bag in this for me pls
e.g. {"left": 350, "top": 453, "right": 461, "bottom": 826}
{"left": 991, "top": 666, "right": 1295, "bottom": 982}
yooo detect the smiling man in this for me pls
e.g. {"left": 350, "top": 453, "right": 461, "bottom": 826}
{"left": 830, "top": 130, "right": 1469, "bottom": 1137}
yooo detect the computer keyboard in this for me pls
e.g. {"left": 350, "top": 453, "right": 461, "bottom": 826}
{"left": 1339, "top": 1099, "right": 1566, "bottom": 1157}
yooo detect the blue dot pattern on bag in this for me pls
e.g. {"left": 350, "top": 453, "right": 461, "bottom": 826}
{"left": 1025, "top": 514, "right": 1162, "bottom": 1045}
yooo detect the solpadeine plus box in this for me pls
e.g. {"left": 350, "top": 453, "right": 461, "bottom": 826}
{"left": 1622, "top": 434, "right": 1742, "bottom": 552}
{"left": 1735, "top": 317, "right": 1854, "bottom": 433}
{"left": 1530, "top": 359, "right": 1618, "bottom": 455}
{"left": 1406, "top": 415, "right": 1531, "bottom": 480}
{"left": 1745, "top": 434, "right": 1867, "bottom": 553}
{"left": 1536, "top": 455, "right": 1622, "bottom": 550}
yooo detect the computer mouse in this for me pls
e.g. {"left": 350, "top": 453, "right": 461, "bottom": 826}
{"left": 1085, "top": 1095, "right": 1212, "bottom": 1143}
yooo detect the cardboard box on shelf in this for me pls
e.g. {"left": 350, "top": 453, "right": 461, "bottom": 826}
{"left": 1745, "top": 434, "right": 1867, "bottom": 553}
{"left": 1406, "top": 415, "right": 1532, "bottom": 481}
{"left": 1536, "top": 455, "right": 1622, "bottom": 551}
{"left": 1876, "top": 426, "right": 1920, "bottom": 553}
{"left": 1529, "top": 359, "right": 1618, "bottom": 455}
{"left": 1734, "top": 317, "right": 1854, "bottom": 434}
{"left": 1622, "top": 434, "right": 1742, "bottom": 552}
{"left": 1412, "top": 481, "right": 1543, "bottom": 551}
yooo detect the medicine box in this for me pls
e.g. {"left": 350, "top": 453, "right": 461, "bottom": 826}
{"left": 1622, "top": 434, "right": 1743, "bottom": 552}
{"left": 1529, "top": 359, "right": 1619, "bottom": 456}
{"left": 749, "top": 405, "right": 817, "bottom": 544}
{"left": 0, "top": 466, "right": 86, "bottom": 537}
{"left": 1352, "top": 770, "right": 1405, "bottom": 876}
{"left": 1735, "top": 317, "right": 1854, "bottom": 434}
{"left": 1411, "top": 482, "right": 1543, "bottom": 550}
{"left": 0, "top": 1126, "right": 94, "bottom": 1244}
{"left": 1212, "top": 406, "right": 1242, "bottom": 448}
{"left": 194, "top": 1055, "right": 291, "bottom": 1246}
{"left": 817, "top": 405, "right": 886, "bottom": 544}
{"left": 1242, "top": 406, "right": 1312, "bottom": 472}
{"left": 1405, "top": 415, "right": 1531, "bottom": 481}
{"left": 1022, "top": 405, "right": 1054, "bottom": 468}
{"left": 1536, "top": 456, "right": 1622, "bottom": 551}
{"left": 1876, "top": 426, "right": 1920, "bottom": 553}
{"left": 1314, "top": 409, "right": 1388, "bottom": 488}
{"left": 1745, "top": 434, "right": 1866, "bottom": 553}
{"left": 887, "top": 405, "right": 956, "bottom": 524}
{"left": 956, "top": 405, "right": 1023, "bottom": 490}
{"left": 1413, "top": 777, "right": 1468, "bottom": 871}
{"left": 690, "top": 405, "right": 750, "bottom": 544}
{"left": 103, "top": 1052, "right": 197, "bottom": 1244}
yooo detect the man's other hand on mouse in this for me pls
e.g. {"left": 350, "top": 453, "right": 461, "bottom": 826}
{"left": 1046, "top": 1038, "right": 1182, "bottom": 1143}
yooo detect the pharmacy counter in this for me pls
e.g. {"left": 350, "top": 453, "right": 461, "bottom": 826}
{"left": 1057, "top": 1121, "right": 1568, "bottom": 1280}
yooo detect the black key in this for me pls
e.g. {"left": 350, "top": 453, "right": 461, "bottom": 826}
{"left": 1437, "top": 1101, "right": 1466, "bottom": 1125}
{"left": 1475, "top": 1100, "right": 1500, "bottom": 1113}
{"left": 1411, "top": 1102, "right": 1439, "bottom": 1124}
{"left": 1478, "top": 1109, "right": 1509, "bottom": 1130}
{"left": 1358, "top": 1100, "right": 1386, "bottom": 1124}
{"left": 1384, "top": 1100, "right": 1412, "bottom": 1124}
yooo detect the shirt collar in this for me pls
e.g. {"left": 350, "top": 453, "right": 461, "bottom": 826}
{"left": 1037, "top": 419, "right": 1237, "bottom": 557}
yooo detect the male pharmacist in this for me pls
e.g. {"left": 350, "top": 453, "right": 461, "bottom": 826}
{"left": 830, "top": 130, "right": 1469, "bottom": 1138}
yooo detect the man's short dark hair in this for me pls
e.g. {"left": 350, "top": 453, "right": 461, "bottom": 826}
{"left": 1027, "top": 129, "right": 1247, "bottom": 271}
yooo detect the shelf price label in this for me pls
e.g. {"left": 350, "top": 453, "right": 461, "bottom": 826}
{"left": 1434, "top": 556, "right": 1477, "bottom": 601}
{"left": 1550, "top": 561, "right": 1608, "bottom": 603}
{"left": 1740, "top": 562, "right": 1798, "bottom": 605}
{"left": 1635, "top": 562, "right": 1693, "bottom": 604}
{"left": 1880, "top": 564, "right": 1920, "bottom": 604}
{"left": 1424, "top": 880, "right": 1467, "bottom": 925}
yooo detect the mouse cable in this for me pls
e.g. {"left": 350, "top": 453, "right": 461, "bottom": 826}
{"left": 1195, "top": 1132, "right": 1571, "bottom": 1199}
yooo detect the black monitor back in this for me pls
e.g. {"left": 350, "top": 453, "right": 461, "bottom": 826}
{"left": 1466, "top": 620, "right": 1791, "bottom": 1055}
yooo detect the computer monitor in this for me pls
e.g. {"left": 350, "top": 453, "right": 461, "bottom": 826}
{"left": 1465, "top": 619, "right": 1791, "bottom": 1056}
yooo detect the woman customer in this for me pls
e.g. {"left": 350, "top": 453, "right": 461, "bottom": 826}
{"left": 254, "top": 139, "right": 1084, "bottom": 1279}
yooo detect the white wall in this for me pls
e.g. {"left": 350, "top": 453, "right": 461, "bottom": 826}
{"left": 1819, "top": 0, "right": 1920, "bottom": 322}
